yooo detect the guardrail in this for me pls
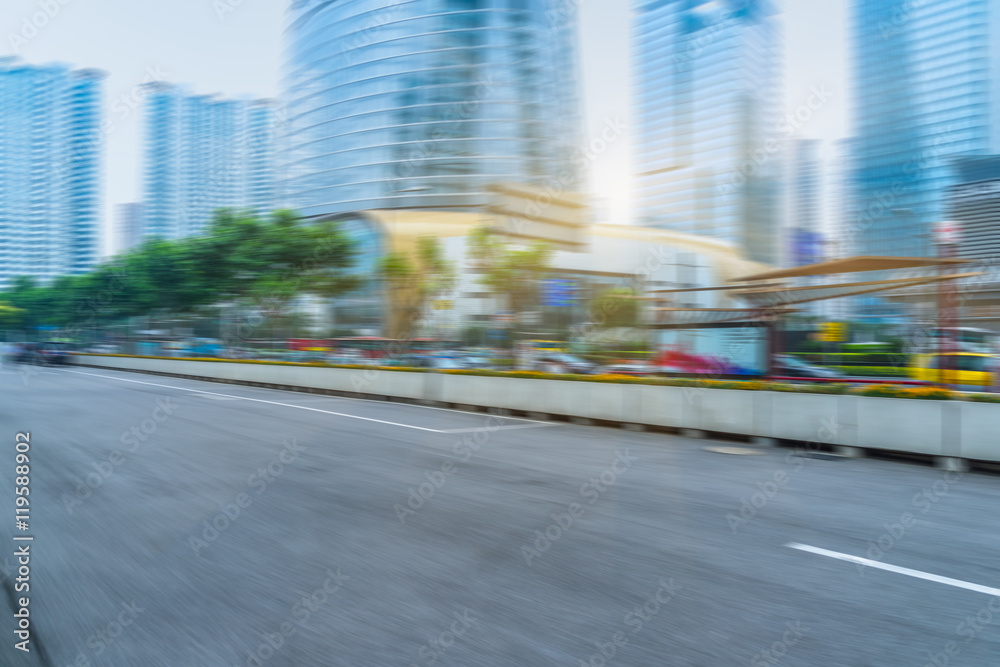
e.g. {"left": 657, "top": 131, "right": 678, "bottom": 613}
{"left": 69, "top": 354, "right": 998, "bottom": 469}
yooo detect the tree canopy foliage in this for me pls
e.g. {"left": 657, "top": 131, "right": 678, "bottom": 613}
{"left": 467, "top": 226, "right": 553, "bottom": 318}
{"left": 0, "top": 210, "right": 360, "bottom": 334}
{"left": 588, "top": 287, "right": 642, "bottom": 329}
{"left": 378, "top": 236, "right": 456, "bottom": 339}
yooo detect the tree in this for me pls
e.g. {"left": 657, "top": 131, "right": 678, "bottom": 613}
{"left": 0, "top": 210, "right": 361, "bottom": 339}
{"left": 0, "top": 302, "right": 25, "bottom": 329}
{"left": 588, "top": 288, "right": 643, "bottom": 330}
{"left": 378, "top": 236, "right": 456, "bottom": 339}
{"left": 466, "top": 226, "right": 553, "bottom": 325}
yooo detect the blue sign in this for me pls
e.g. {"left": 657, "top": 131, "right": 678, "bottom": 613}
{"left": 543, "top": 279, "right": 576, "bottom": 307}
{"left": 790, "top": 229, "right": 824, "bottom": 267}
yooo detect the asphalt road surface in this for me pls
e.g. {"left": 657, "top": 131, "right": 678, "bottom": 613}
{"left": 0, "top": 364, "right": 998, "bottom": 666}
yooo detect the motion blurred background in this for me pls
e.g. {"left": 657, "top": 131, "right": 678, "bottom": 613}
{"left": 2, "top": 0, "right": 999, "bottom": 383}
{"left": 5, "top": 3, "right": 1000, "bottom": 666}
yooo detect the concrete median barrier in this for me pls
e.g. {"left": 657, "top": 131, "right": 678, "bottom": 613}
{"left": 70, "top": 355, "right": 1000, "bottom": 466}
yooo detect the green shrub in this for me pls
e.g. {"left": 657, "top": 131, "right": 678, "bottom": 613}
{"left": 792, "top": 352, "right": 908, "bottom": 366}
{"left": 967, "top": 394, "right": 1000, "bottom": 403}
{"left": 827, "top": 366, "right": 910, "bottom": 377}
{"left": 843, "top": 342, "right": 892, "bottom": 352}
{"left": 768, "top": 383, "right": 851, "bottom": 394}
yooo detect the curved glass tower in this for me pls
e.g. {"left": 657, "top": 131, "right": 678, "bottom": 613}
{"left": 280, "top": 0, "right": 582, "bottom": 217}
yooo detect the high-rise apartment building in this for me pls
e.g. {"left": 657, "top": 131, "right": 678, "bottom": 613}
{"left": 141, "top": 83, "right": 277, "bottom": 240}
{"left": 280, "top": 0, "right": 582, "bottom": 218}
{"left": 633, "top": 0, "right": 783, "bottom": 265}
{"left": 0, "top": 57, "right": 105, "bottom": 289}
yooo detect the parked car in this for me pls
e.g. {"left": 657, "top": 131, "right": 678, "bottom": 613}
{"left": 87, "top": 343, "right": 121, "bottom": 354}
{"left": 3, "top": 343, "right": 32, "bottom": 365}
{"left": 454, "top": 352, "right": 496, "bottom": 370}
{"left": 597, "top": 362, "right": 654, "bottom": 376}
{"left": 15, "top": 341, "right": 70, "bottom": 366}
{"left": 188, "top": 338, "right": 224, "bottom": 358}
{"left": 281, "top": 351, "right": 324, "bottom": 363}
{"left": 388, "top": 354, "right": 461, "bottom": 370}
{"left": 772, "top": 354, "right": 838, "bottom": 379}
{"left": 532, "top": 353, "right": 596, "bottom": 375}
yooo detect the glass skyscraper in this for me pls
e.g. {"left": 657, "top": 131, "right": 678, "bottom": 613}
{"left": 141, "top": 83, "right": 277, "bottom": 240}
{"left": 0, "top": 57, "right": 105, "bottom": 289}
{"left": 788, "top": 138, "right": 822, "bottom": 266}
{"left": 850, "top": 0, "right": 999, "bottom": 258}
{"left": 849, "top": 0, "right": 1000, "bottom": 319}
{"left": 280, "top": 0, "right": 582, "bottom": 218}
{"left": 634, "top": 0, "right": 783, "bottom": 265}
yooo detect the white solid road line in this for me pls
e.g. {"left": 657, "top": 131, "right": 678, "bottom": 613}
{"left": 62, "top": 365, "right": 553, "bottom": 424}
{"left": 786, "top": 543, "right": 1000, "bottom": 597}
{"left": 62, "top": 368, "right": 556, "bottom": 434}
{"left": 440, "top": 424, "right": 553, "bottom": 434}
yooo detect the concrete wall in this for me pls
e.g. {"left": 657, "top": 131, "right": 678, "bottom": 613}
{"left": 72, "top": 355, "right": 998, "bottom": 464}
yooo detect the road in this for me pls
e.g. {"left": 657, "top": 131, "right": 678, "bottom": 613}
{"left": 0, "top": 364, "right": 998, "bottom": 666}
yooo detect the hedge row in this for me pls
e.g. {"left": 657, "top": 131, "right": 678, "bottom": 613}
{"left": 792, "top": 353, "right": 908, "bottom": 365}
{"left": 826, "top": 366, "right": 911, "bottom": 378}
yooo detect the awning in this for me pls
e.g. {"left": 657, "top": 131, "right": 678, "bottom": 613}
{"left": 649, "top": 282, "right": 787, "bottom": 294}
{"left": 734, "top": 256, "right": 970, "bottom": 282}
{"left": 737, "top": 272, "right": 984, "bottom": 308}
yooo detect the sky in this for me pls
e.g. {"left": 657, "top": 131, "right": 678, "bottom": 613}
{"left": 1, "top": 0, "right": 848, "bottom": 257}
